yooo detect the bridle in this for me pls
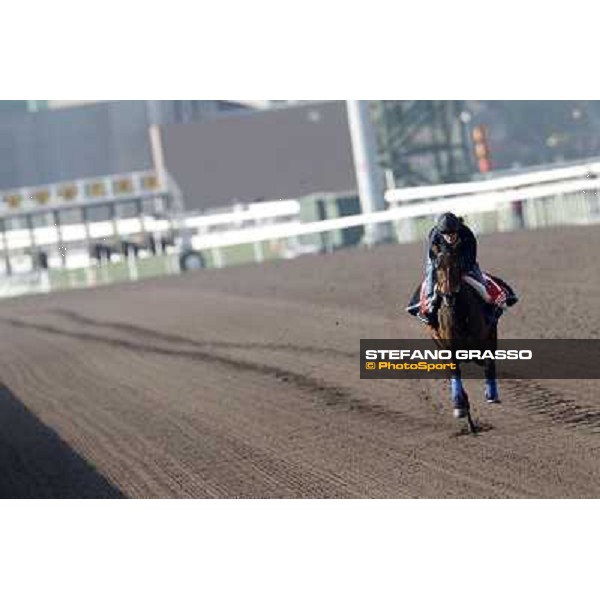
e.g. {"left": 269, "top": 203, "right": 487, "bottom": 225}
{"left": 434, "top": 248, "right": 462, "bottom": 306}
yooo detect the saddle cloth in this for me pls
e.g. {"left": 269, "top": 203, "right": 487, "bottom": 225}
{"left": 410, "top": 272, "right": 516, "bottom": 316}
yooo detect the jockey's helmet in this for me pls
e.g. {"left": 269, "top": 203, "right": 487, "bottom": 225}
{"left": 437, "top": 212, "right": 461, "bottom": 234}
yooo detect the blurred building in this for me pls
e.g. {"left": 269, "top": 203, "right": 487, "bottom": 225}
{"left": 157, "top": 101, "right": 357, "bottom": 210}
{"left": 0, "top": 101, "right": 48, "bottom": 115}
{"left": 3, "top": 99, "right": 600, "bottom": 220}
{"left": 0, "top": 100, "right": 357, "bottom": 211}
{"left": 372, "top": 100, "right": 600, "bottom": 183}
{"left": 372, "top": 101, "right": 474, "bottom": 186}
{"left": 0, "top": 100, "right": 251, "bottom": 191}
{"left": 464, "top": 101, "right": 600, "bottom": 171}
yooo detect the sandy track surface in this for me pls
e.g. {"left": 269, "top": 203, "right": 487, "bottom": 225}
{"left": 0, "top": 224, "right": 599, "bottom": 498}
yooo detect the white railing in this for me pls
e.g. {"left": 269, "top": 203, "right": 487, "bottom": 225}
{"left": 2, "top": 160, "right": 600, "bottom": 298}
{"left": 0, "top": 200, "right": 302, "bottom": 252}
{"left": 2, "top": 166, "right": 599, "bottom": 254}
{"left": 191, "top": 170, "right": 600, "bottom": 250}
{"left": 384, "top": 161, "right": 600, "bottom": 203}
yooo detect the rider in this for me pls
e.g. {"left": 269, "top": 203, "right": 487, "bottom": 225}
{"left": 422, "top": 212, "right": 486, "bottom": 324}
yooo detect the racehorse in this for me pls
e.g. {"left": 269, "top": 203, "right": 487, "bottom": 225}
{"left": 429, "top": 240, "right": 500, "bottom": 432}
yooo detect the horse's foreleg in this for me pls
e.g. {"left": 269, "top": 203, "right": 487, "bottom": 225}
{"left": 484, "top": 359, "right": 500, "bottom": 403}
{"left": 450, "top": 369, "right": 477, "bottom": 432}
{"left": 450, "top": 366, "right": 469, "bottom": 418}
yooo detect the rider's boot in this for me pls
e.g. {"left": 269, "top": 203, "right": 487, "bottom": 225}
{"left": 486, "top": 305, "right": 503, "bottom": 324}
{"left": 420, "top": 294, "right": 440, "bottom": 327}
{"left": 419, "top": 311, "right": 438, "bottom": 328}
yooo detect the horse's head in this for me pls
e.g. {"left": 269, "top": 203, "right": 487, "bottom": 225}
{"left": 432, "top": 241, "right": 463, "bottom": 302}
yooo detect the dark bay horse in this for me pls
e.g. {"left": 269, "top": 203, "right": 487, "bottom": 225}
{"left": 429, "top": 241, "right": 500, "bottom": 431}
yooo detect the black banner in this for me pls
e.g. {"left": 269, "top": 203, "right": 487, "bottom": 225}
{"left": 359, "top": 339, "right": 600, "bottom": 379}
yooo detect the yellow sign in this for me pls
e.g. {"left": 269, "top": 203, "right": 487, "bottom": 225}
{"left": 113, "top": 178, "right": 133, "bottom": 194}
{"left": 141, "top": 175, "right": 158, "bottom": 190}
{"left": 33, "top": 189, "right": 50, "bottom": 204}
{"left": 5, "top": 194, "right": 22, "bottom": 208}
{"left": 86, "top": 181, "right": 106, "bottom": 198}
{"left": 58, "top": 184, "right": 78, "bottom": 201}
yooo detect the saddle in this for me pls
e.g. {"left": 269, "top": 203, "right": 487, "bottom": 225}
{"left": 406, "top": 272, "right": 518, "bottom": 318}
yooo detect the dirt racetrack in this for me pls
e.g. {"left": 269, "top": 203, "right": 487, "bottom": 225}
{"left": 0, "top": 224, "right": 599, "bottom": 498}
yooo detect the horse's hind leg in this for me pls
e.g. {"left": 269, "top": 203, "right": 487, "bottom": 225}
{"left": 484, "top": 359, "right": 500, "bottom": 404}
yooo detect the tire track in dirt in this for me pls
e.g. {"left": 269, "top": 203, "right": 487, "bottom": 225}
{"left": 51, "top": 308, "right": 356, "bottom": 359}
{"left": 500, "top": 378, "right": 600, "bottom": 434}
{"left": 0, "top": 321, "right": 423, "bottom": 497}
{"left": 48, "top": 308, "right": 600, "bottom": 436}
{"left": 0, "top": 325, "right": 361, "bottom": 497}
{"left": 0, "top": 316, "right": 442, "bottom": 432}
{"left": 49, "top": 310, "right": 459, "bottom": 436}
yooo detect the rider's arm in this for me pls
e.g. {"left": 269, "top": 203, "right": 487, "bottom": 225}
{"left": 427, "top": 228, "right": 438, "bottom": 261}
